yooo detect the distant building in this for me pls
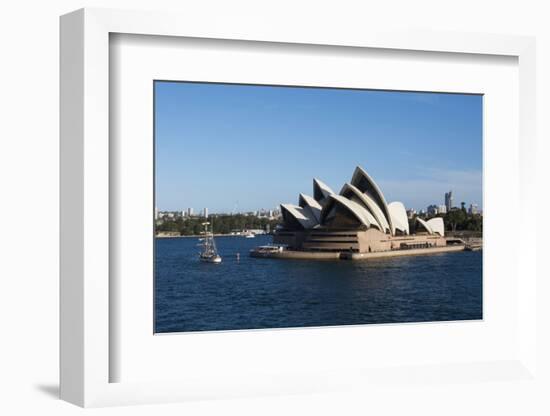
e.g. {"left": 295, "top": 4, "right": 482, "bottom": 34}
{"left": 203, "top": 207, "right": 208, "bottom": 218}
{"left": 438, "top": 205, "right": 447, "bottom": 214}
{"left": 468, "top": 203, "right": 479, "bottom": 215}
{"left": 155, "top": 206, "right": 159, "bottom": 220}
{"left": 256, "top": 208, "right": 270, "bottom": 218}
{"left": 187, "top": 207, "right": 194, "bottom": 217}
{"left": 427, "top": 204, "right": 439, "bottom": 216}
{"left": 445, "top": 191, "right": 453, "bottom": 212}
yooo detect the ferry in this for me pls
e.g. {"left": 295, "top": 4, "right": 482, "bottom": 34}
{"left": 249, "top": 244, "right": 286, "bottom": 257}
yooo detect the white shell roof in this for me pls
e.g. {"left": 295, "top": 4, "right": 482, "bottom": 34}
{"left": 350, "top": 166, "right": 393, "bottom": 232}
{"left": 388, "top": 201, "right": 409, "bottom": 235}
{"left": 321, "top": 194, "right": 380, "bottom": 230}
{"left": 313, "top": 178, "right": 335, "bottom": 202}
{"left": 299, "top": 193, "right": 322, "bottom": 210}
{"left": 416, "top": 217, "right": 433, "bottom": 234}
{"left": 299, "top": 193, "right": 322, "bottom": 222}
{"left": 281, "top": 204, "right": 318, "bottom": 229}
{"left": 427, "top": 217, "right": 445, "bottom": 236}
{"left": 280, "top": 165, "right": 445, "bottom": 236}
{"left": 339, "top": 183, "right": 391, "bottom": 234}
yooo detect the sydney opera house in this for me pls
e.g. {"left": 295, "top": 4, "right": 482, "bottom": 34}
{"left": 273, "top": 166, "right": 448, "bottom": 255}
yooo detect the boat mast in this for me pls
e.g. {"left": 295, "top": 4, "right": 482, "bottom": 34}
{"left": 210, "top": 218, "right": 217, "bottom": 253}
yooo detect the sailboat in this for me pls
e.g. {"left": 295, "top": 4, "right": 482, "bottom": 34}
{"left": 198, "top": 222, "right": 222, "bottom": 263}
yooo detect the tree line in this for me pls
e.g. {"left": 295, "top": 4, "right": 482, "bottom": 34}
{"left": 411, "top": 208, "right": 482, "bottom": 233}
{"left": 156, "top": 214, "right": 281, "bottom": 236}
{"left": 157, "top": 208, "right": 482, "bottom": 236}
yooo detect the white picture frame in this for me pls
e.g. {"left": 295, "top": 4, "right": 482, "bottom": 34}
{"left": 60, "top": 7, "right": 537, "bottom": 407}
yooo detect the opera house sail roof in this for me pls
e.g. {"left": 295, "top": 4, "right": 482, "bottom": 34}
{"left": 279, "top": 166, "right": 443, "bottom": 237}
{"left": 313, "top": 178, "right": 334, "bottom": 204}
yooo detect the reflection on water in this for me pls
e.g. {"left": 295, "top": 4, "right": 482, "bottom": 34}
{"left": 155, "top": 235, "right": 482, "bottom": 333}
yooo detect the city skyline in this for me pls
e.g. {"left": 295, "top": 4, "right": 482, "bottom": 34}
{"left": 156, "top": 190, "right": 482, "bottom": 218}
{"left": 155, "top": 82, "right": 482, "bottom": 212}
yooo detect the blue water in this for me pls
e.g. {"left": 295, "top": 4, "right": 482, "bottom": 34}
{"left": 154, "top": 235, "right": 482, "bottom": 333}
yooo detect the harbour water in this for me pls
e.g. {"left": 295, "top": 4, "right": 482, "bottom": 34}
{"left": 155, "top": 235, "right": 482, "bottom": 333}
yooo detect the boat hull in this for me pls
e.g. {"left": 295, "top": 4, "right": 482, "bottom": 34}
{"left": 200, "top": 255, "right": 222, "bottom": 263}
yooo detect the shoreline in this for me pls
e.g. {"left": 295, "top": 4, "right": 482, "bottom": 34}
{"left": 156, "top": 233, "right": 270, "bottom": 239}
{"left": 250, "top": 244, "right": 470, "bottom": 260}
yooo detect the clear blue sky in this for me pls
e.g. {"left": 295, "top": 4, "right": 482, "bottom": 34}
{"left": 155, "top": 81, "right": 482, "bottom": 213}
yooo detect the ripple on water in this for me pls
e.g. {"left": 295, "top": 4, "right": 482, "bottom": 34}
{"left": 154, "top": 235, "right": 482, "bottom": 333}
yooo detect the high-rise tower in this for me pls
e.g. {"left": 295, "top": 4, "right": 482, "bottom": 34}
{"left": 444, "top": 191, "right": 453, "bottom": 212}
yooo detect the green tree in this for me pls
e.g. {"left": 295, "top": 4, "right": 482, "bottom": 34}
{"left": 445, "top": 209, "right": 467, "bottom": 232}
{"left": 155, "top": 214, "right": 282, "bottom": 236}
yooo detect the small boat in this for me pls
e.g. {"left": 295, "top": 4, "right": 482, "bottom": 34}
{"left": 464, "top": 244, "right": 482, "bottom": 252}
{"left": 198, "top": 222, "right": 222, "bottom": 263}
{"left": 253, "top": 245, "right": 285, "bottom": 253}
{"left": 249, "top": 244, "right": 286, "bottom": 257}
{"left": 244, "top": 232, "right": 255, "bottom": 239}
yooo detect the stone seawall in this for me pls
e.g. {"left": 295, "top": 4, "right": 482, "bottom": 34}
{"left": 250, "top": 244, "right": 467, "bottom": 260}
{"left": 250, "top": 250, "right": 340, "bottom": 260}
{"left": 341, "top": 245, "right": 466, "bottom": 260}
